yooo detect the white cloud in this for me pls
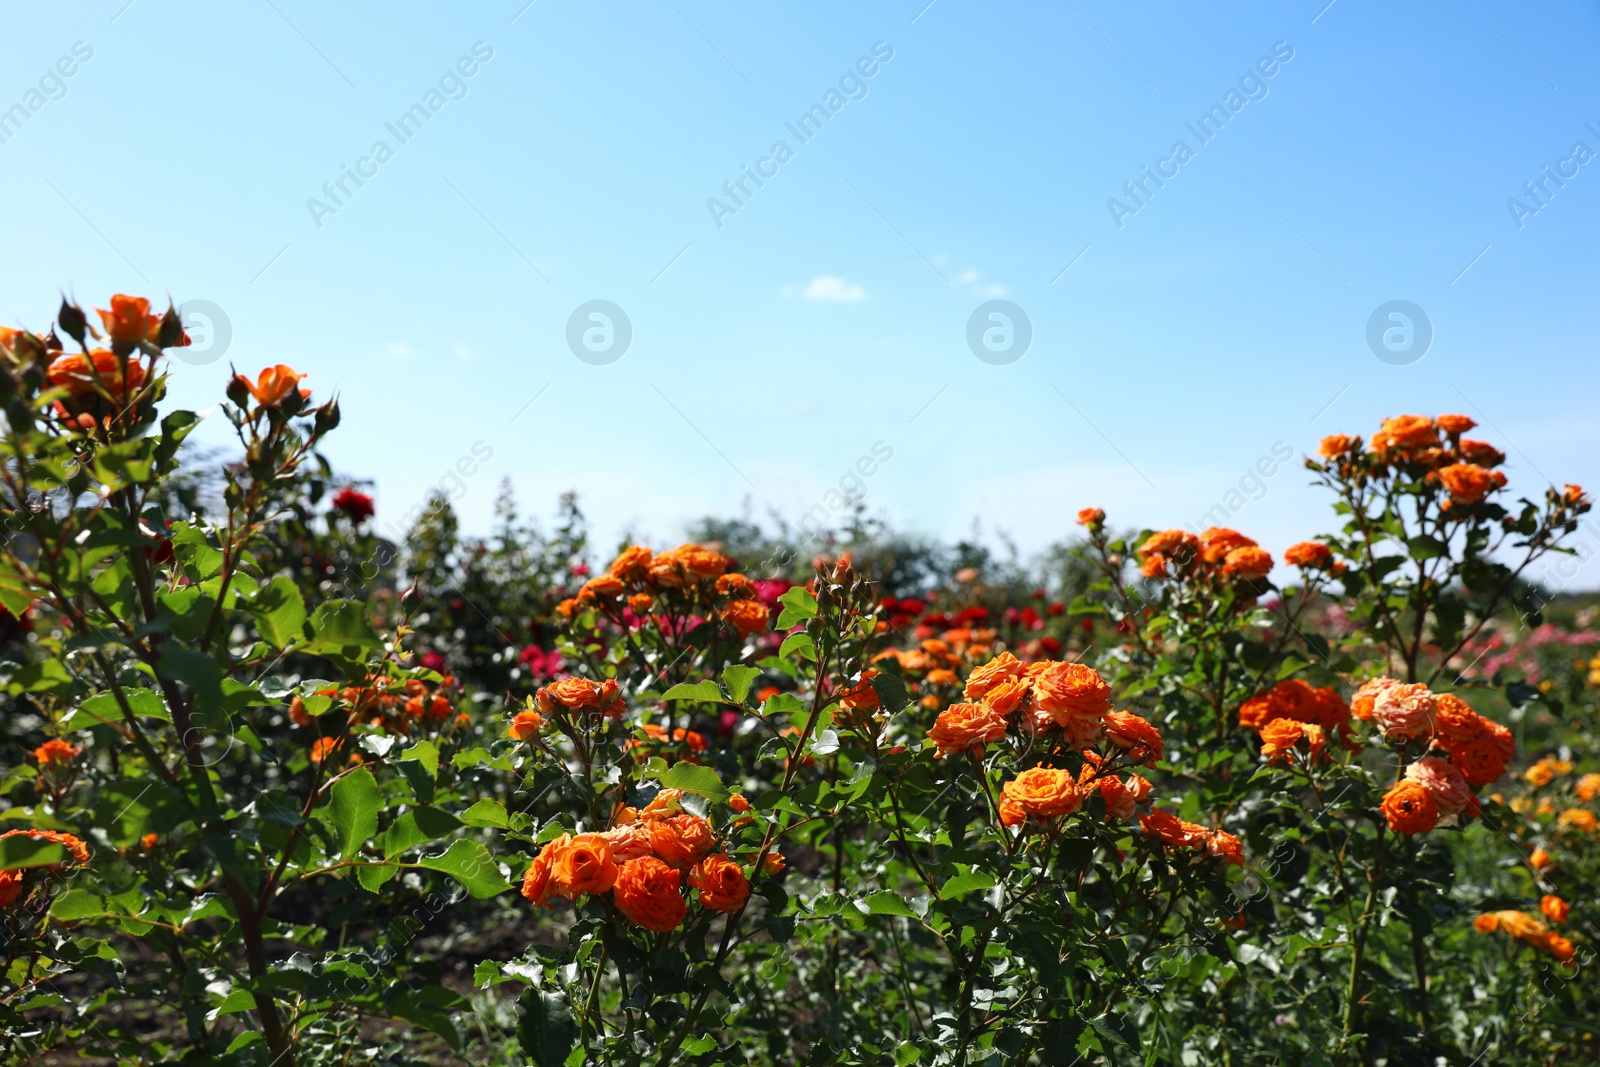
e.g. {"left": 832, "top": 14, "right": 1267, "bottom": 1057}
{"left": 801, "top": 275, "right": 865, "bottom": 302}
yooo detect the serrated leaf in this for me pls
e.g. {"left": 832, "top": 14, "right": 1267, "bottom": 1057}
{"left": 328, "top": 767, "right": 380, "bottom": 860}
{"left": 775, "top": 586, "right": 818, "bottom": 629}
{"left": 859, "top": 890, "right": 918, "bottom": 917}
{"left": 869, "top": 673, "right": 911, "bottom": 715}
{"left": 778, "top": 631, "right": 816, "bottom": 662}
{"left": 517, "top": 988, "right": 577, "bottom": 1067}
{"left": 721, "top": 664, "right": 761, "bottom": 704}
{"left": 661, "top": 679, "right": 724, "bottom": 702}
{"left": 938, "top": 870, "right": 997, "bottom": 899}
{"left": 460, "top": 798, "right": 510, "bottom": 828}
{"left": 417, "top": 839, "right": 510, "bottom": 898}
{"left": 250, "top": 576, "right": 306, "bottom": 649}
{"left": 658, "top": 761, "right": 729, "bottom": 801}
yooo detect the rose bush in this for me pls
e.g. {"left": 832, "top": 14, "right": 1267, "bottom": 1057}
{"left": 0, "top": 296, "right": 1597, "bottom": 1066}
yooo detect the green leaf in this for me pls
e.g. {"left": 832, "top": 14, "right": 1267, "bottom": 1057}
{"left": 859, "top": 890, "right": 918, "bottom": 917}
{"left": 156, "top": 645, "right": 224, "bottom": 716}
{"left": 303, "top": 600, "right": 381, "bottom": 662}
{"left": 721, "top": 663, "right": 761, "bottom": 704}
{"left": 61, "top": 688, "right": 170, "bottom": 731}
{"left": 169, "top": 523, "right": 224, "bottom": 580}
{"left": 939, "top": 869, "right": 997, "bottom": 899}
{"left": 250, "top": 576, "right": 307, "bottom": 649}
{"left": 384, "top": 806, "right": 463, "bottom": 858}
{"left": 778, "top": 632, "right": 816, "bottom": 662}
{"left": 328, "top": 767, "right": 380, "bottom": 860}
{"left": 0, "top": 558, "right": 38, "bottom": 617}
{"left": 775, "top": 586, "right": 818, "bottom": 629}
{"left": 399, "top": 739, "right": 440, "bottom": 776}
{"left": 417, "top": 839, "right": 510, "bottom": 898}
{"left": 1406, "top": 535, "right": 1448, "bottom": 561}
{"left": 0, "top": 836, "right": 71, "bottom": 868}
{"left": 517, "top": 988, "right": 577, "bottom": 1067}
{"left": 661, "top": 679, "right": 723, "bottom": 702}
{"left": 460, "top": 798, "right": 510, "bottom": 828}
{"left": 869, "top": 673, "right": 911, "bottom": 715}
{"left": 658, "top": 761, "right": 729, "bottom": 802}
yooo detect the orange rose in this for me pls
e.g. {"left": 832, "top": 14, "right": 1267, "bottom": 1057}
{"left": 1223, "top": 546, "right": 1273, "bottom": 579}
{"left": 581, "top": 574, "right": 625, "bottom": 599}
{"left": 47, "top": 349, "right": 146, "bottom": 398}
{"left": 507, "top": 710, "right": 543, "bottom": 740}
{"left": 1379, "top": 414, "right": 1435, "bottom": 451}
{"left": 1238, "top": 693, "right": 1275, "bottom": 729}
{"left": 0, "top": 869, "right": 22, "bottom": 907}
{"left": 714, "top": 572, "right": 750, "bottom": 595}
{"left": 1431, "top": 693, "right": 1482, "bottom": 744}
{"left": 1138, "top": 809, "right": 1210, "bottom": 849}
{"left": 609, "top": 545, "right": 654, "bottom": 581}
{"left": 1000, "top": 767, "right": 1084, "bottom": 821}
{"left": 1206, "top": 829, "right": 1244, "bottom": 866}
{"left": 235, "top": 364, "right": 309, "bottom": 406}
{"left": 963, "top": 652, "right": 1024, "bottom": 700}
{"left": 1540, "top": 894, "right": 1569, "bottom": 924}
{"left": 1259, "top": 718, "right": 1305, "bottom": 763}
{"left": 1318, "top": 434, "right": 1357, "bottom": 458}
{"left": 1380, "top": 780, "right": 1439, "bottom": 835}
{"left": 983, "top": 676, "right": 1029, "bottom": 716}
{"left": 95, "top": 294, "right": 161, "bottom": 344}
{"left": 1436, "top": 413, "right": 1476, "bottom": 434}
{"left": 1140, "top": 554, "right": 1168, "bottom": 579}
{"left": 1030, "top": 661, "right": 1111, "bottom": 723}
{"left": 688, "top": 854, "right": 750, "bottom": 913}
{"left": 1103, "top": 711, "right": 1163, "bottom": 766}
{"left": 614, "top": 857, "right": 687, "bottom": 932}
{"left": 1077, "top": 507, "right": 1105, "bottom": 527}
{"left": 1139, "top": 529, "right": 1197, "bottom": 559}
{"left": 1435, "top": 462, "right": 1495, "bottom": 505}
{"left": 1283, "top": 541, "right": 1332, "bottom": 569}
{"left": 1442, "top": 733, "right": 1508, "bottom": 786}
{"left": 647, "top": 813, "right": 715, "bottom": 868}
{"left": 1199, "top": 527, "right": 1256, "bottom": 564}
{"left": 548, "top": 833, "right": 619, "bottom": 898}
{"left": 1559, "top": 809, "right": 1598, "bottom": 833}
{"left": 1472, "top": 912, "right": 1500, "bottom": 934}
{"left": 1529, "top": 848, "right": 1550, "bottom": 869}
{"left": 33, "top": 739, "right": 81, "bottom": 765}
{"left": 309, "top": 736, "right": 343, "bottom": 764}
{"left": 1457, "top": 439, "right": 1505, "bottom": 467}
{"left": 928, "top": 702, "right": 1008, "bottom": 757}
{"left": 722, "top": 597, "right": 770, "bottom": 637}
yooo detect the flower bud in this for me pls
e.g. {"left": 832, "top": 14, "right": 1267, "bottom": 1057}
{"left": 57, "top": 299, "right": 88, "bottom": 346}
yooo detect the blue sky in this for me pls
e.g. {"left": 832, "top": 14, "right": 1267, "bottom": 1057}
{"left": 4, "top": 1, "right": 1599, "bottom": 587}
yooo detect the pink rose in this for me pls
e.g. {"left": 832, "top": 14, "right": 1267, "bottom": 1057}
{"left": 1404, "top": 755, "right": 1472, "bottom": 816}
{"left": 1371, "top": 682, "right": 1436, "bottom": 742}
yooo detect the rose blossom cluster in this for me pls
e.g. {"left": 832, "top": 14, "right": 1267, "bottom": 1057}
{"left": 1238, "top": 678, "right": 1352, "bottom": 763}
{"left": 520, "top": 789, "right": 767, "bottom": 932}
{"left": 557, "top": 543, "right": 775, "bottom": 639}
{"left": 925, "top": 655, "right": 1240, "bottom": 865}
{"left": 1473, "top": 906, "right": 1575, "bottom": 964}
{"left": 1135, "top": 526, "right": 1273, "bottom": 583}
{"left": 1315, "top": 414, "right": 1588, "bottom": 522}
{"left": 1349, "top": 679, "right": 1514, "bottom": 834}
{"left": 0, "top": 828, "right": 91, "bottom": 907}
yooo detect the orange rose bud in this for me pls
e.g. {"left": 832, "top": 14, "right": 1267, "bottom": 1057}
{"left": 728, "top": 793, "right": 751, "bottom": 813}
{"left": 236, "top": 364, "right": 309, "bottom": 406}
{"left": 1283, "top": 541, "right": 1332, "bottom": 569}
{"left": 1076, "top": 507, "right": 1105, "bottom": 527}
{"left": 688, "top": 854, "right": 750, "bottom": 913}
{"left": 1540, "top": 894, "right": 1569, "bottom": 924}
{"left": 95, "top": 294, "right": 160, "bottom": 344}
{"left": 614, "top": 856, "right": 687, "bottom": 932}
{"left": 1380, "top": 780, "right": 1439, "bottom": 835}
{"left": 507, "top": 710, "right": 543, "bottom": 740}
{"left": 1529, "top": 847, "right": 1550, "bottom": 869}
